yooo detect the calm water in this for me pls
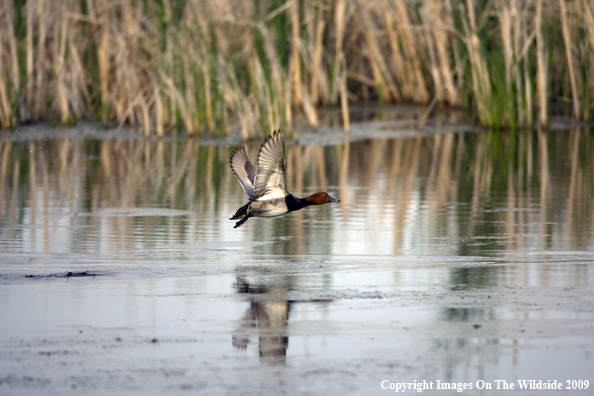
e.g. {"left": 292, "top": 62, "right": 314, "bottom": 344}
{"left": 1, "top": 123, "right": 593, "bottom": 395}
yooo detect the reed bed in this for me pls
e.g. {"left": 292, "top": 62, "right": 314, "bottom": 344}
{"left": 0, "top": 0, "right": 593, "bottom": 136}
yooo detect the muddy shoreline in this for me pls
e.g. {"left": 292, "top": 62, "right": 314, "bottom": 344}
{"left": 1, "top": 258, "right": 593, "bottom": 395}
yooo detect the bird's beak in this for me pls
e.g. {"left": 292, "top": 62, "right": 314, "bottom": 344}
{"left": 329, "top": 196, "right": 340, "bottom": 203}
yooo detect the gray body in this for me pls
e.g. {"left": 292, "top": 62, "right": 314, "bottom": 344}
{"left": 249, "top": 198, "right": 291, "bottom": 218}
{"left": 230, "top": 194, "right": 307, "bottom": 228}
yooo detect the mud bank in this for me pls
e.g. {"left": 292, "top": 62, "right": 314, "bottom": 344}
{"left": 1, "top": 261, "right": 593, "bottom": 396}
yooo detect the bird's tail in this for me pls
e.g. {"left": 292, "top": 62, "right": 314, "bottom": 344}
{"left": 230, "top": 202, "right": 250, "bottom": 228}
{"left": 230, "top": 202, "right": 250, "bottom": 220}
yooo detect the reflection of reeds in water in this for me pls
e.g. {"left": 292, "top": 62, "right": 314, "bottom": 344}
{"left": 1, "top": 1, "right": 594, "bottom": 134}
{"left": 1, "top": 129, "right": 594, "bottom": 258}
{"left": 337, "top": 129, "right": 594, "bottom": 255}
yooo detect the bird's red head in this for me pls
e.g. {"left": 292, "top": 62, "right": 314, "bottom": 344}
{"left": 304, "top": 192, "right": 340, "bottom": 205}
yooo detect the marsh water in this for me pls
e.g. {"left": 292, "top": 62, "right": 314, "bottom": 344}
{"left": 1, "top": 118, "right": 594, "bottom": 395}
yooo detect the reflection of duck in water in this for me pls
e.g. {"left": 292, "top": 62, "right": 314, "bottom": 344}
{"left": 232, "top": 278, "right": 291, "bottom": 361}
{"left": 229, "top": 129, "right": 339, "bottom": 228}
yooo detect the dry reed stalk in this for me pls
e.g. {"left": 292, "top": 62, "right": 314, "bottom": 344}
{"left": 559, "top": 0, "right": 580, "bottom": 120}
{"left": 522, "top": 16, "right": 533, "bottom": 126}
{"left": 55, "top": 2, "right": 70, "bottom": 124}
{"left": 426, "top": 0, "right": 459, "bottom": 106}
{"left": 311, "top": 5, "right": 327, "bottom": 105}
{"left": 301, "top": 88, "right": 319, "bottom": 126}
{"left": 395, "top": 1, "right": 429, "bottom": 104}
{"left": 290, "top": 0, "right": 302, "bottom": 107}
{"left": 461, "top": 0, "right": 493, "bottom": 122}
{"left": 421, "top": 7, "right": 445, "bottom": 104}
{"left": 511, "top": 0, "right": 524, "bottom": 125}
{"left": 203, "top": 63, "right": 214, "bottom": 132}
{"left": 466, "top": 1, "right": 490, "bottom": 92}
{"left": 583, "top": 0, "right": 594, "bottom": 119}
{"left": 26, "top": 0, "right": 33, "bottom": 114}
{"left": 251, "top": 23, "right": 287, "bottom": 131}
{"left": 443, "top": 0, "right": 464, "bottom": 94}
{"left": 68, "top": 27, "right": 89, "bottom": 118}
{"left": 251, "top": 55, "right": 275, "bottom": 132}
{"left": 339, "top": 55, "right": 350, "bottom": 133}
{"left": 304, "top": 4, "right": 315, "bottom": 94}
{"left": 368, "top": 51, "right": 387, "bottom": 102}
{"left": 333, "top": 0, "right": 346, "bottom": 103}
{"left": 383, "top": 6, "right": 408, "bottom": 100}
{"left": 498, "top": 0, "right": 528, "bottom": 126}
{"left": 259, "top": 24, "right": 284, "bottom": 101}
{"left": 583, "top": 1, "right": 594, "bottom": 60}
{"left": 0, "top": 4, "right": 12, "bottom": 128}
{"left": 162, "top": 74, "right": 194, "bottom": 134}
{"left": 219, "top": 59, "right": 251, "bottom": 139}
{"left": 535, "top": 0, "right": 548, "bottom": 128}
{"left": 0, "top": 41, "right": 10, "bottom": 129}
{"left": 112, "top": 36, "right": 124, "bottom": 124}
{"left": 184, "top": 55, "right": 198, "bottom": 133}
{"left": 97, "top": 0, "right": 111, "bottom": 108}
{"left": 154, "top": 87, "right": 164, "bottom": 137}
{"left": 5, "top": 2, "right": 19, "bottom": 100}
{"left": 36, "top": 0, "right": 46, "bottom": 118}
{"left": 498, "top": 0, "right": 513, "bottom": 95}
{"left": 138, "top": 94, "right": 150, "bottom": 136}
{"left": 285, "top": 76, "right": 293, "bottom": 130}
{"left": 360, "top": 4, "right": 400, "bottom": 102}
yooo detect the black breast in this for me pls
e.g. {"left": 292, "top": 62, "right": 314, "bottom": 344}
{"left": 284, "top": 194, "right": 306, "bottom": 212}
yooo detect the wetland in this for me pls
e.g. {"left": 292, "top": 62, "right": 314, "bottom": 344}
{"left": 1, "top": 115, "right": 593, "bottom": 395}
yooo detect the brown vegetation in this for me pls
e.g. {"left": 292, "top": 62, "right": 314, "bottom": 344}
{"left": 0, "top": 0, "right": 593, "bottom": 136}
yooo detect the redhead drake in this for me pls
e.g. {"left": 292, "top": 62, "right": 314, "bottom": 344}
{"left": 229, "top": 129, "right": 339, "bottom": 228}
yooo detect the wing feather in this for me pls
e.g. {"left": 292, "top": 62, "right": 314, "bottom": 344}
{"left": 230, "top": 146, "right": 256, "bottom": 197}
{"left": 253, "top": 129, "right": 288, "bottom": 200}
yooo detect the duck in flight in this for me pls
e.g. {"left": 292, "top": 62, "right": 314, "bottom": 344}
{"left": 229, "top": 129, "right": 339, "bottom": 228}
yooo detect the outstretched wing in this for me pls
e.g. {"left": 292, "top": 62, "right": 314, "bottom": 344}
{"left": 253, "top": 129, "right": 288, "bottom": 200}
{"left": 230, "top": 146, "right": 256, "bottom": 197}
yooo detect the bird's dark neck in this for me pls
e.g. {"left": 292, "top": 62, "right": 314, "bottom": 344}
{"left": 285, "top": 194, "right": 308, "bottom": 212}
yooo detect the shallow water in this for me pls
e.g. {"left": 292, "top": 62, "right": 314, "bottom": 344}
{"left": 1, "top": 121, "right": 594, "bottom": 395}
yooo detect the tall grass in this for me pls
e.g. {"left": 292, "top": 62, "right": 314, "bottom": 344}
{"left": 0, "top": 0, "right": 593, "bottom": 136}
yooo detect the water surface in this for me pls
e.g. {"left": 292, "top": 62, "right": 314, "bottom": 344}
{"left": 1, "top": 122, "right": 593, "bottom": 395}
